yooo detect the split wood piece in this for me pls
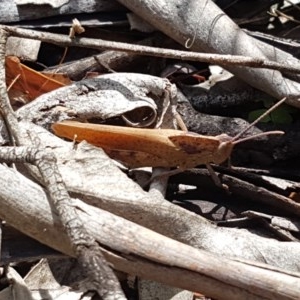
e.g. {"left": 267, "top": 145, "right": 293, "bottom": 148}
{"left": 0, "top": 28, "right": 126, "bottom": 299}
{"left": 244, "top": 29, "right": 300, "bottom": 56}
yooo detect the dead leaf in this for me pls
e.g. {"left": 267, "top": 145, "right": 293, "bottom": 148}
{"left": 6, "top": 56, "right": 71, "bottom": 102}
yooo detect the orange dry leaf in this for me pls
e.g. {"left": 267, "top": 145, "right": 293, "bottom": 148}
{"left": 5, "top": 56, "right": 71, "bottom": 102}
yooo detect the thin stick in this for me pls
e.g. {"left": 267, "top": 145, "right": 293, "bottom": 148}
{"left": 2, "top": 26, "right": 300, "bottom": 74}
{"left": 232, "top": 97, "right": 286, "bottom": 142}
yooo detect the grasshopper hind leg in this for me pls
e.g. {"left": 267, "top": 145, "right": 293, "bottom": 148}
{"left": 206, "top": 163, "right": 229, "bottom": 192}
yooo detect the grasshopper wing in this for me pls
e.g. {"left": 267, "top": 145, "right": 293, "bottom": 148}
{"left": 104, "top": 148, "right": 170, "bottom": 168}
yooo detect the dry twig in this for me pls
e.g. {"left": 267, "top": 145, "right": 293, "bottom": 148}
{"left": 2, "top": 25, "right": 300, "bottom": 75}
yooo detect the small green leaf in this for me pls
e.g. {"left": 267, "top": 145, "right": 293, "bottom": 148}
{"left": 248, "top": 107, "right": 294, "bottom": 124}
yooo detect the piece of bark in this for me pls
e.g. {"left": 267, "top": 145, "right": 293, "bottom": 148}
{"left": 17, "top": 73, "right": 176, "bottom": 129}
{"left": 116, "top": 0, "right": 300, "bottom": 107}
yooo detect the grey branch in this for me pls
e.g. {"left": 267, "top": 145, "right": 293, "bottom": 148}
{"left": 0, "top": 27, "right": 126, "bottom": 299}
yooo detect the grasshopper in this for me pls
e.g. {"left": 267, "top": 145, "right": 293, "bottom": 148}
{"left": 52, "top": 98, "right": 285, "bottom": 177}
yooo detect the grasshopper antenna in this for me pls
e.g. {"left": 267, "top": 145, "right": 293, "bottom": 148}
{"left": 231, "top": 97, "right": 286, "bottom": 144}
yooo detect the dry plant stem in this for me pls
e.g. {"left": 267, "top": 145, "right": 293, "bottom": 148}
{"left": 2, "top": 25, "right": 300, "bottom": 75}
{"left": 0, "top": 29, "right": 126, "bottom": 300}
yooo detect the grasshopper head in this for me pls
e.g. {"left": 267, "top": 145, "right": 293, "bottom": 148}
{"left": 213, "top": 134, "right": 234, "bottom": 164}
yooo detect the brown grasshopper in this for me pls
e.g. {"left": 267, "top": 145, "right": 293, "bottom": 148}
{"left": 52, "top": 98, "right": 285, "bottom": 177}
